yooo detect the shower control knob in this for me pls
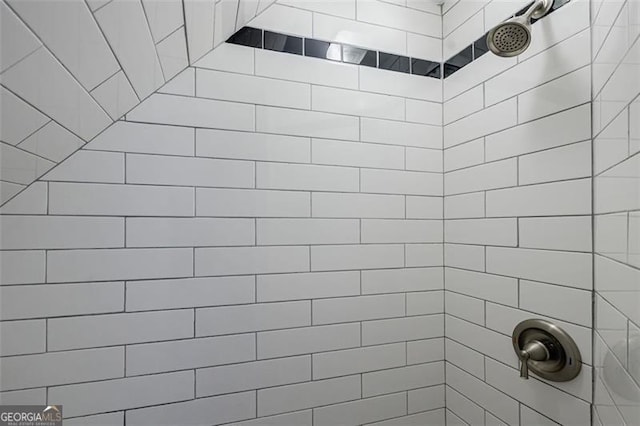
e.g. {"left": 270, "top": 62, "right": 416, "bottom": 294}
{"left": 512, "top": 319, "right": 581, "bottom": 382}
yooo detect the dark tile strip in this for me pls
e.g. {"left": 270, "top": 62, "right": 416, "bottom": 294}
{"left": 226, "top": 0, "right": 570, "bottom": 81}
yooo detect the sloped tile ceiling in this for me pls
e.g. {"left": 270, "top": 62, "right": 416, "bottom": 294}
{"left": 0, "top": 0, "right": 275, "bottom": 206}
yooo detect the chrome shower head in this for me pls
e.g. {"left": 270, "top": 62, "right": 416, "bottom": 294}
{"left": 487, "top": 0, "right": 553, "bottom": 57}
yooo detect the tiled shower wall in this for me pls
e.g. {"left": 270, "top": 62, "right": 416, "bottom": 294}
{"left": 0, "top": 1, "right": 448, "bottom": 425}
{"left": 591, "top": 0, "right": 640, "bottom": 424}
{"left": 442, "top": 0, "right": 594, "bottom": 424}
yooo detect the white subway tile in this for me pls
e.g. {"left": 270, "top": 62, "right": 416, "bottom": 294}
{"left": 446, "top": 363, "right": 519, "bottom": 426}
{"left": 126, "top": 217, "right": 254, "bottom": 247}
{"left": 314, "top": 13, "right": 407, "bottom": 55}
{"left": 311, "top": 244, "right": 404, "bottom": 271}
{"left": 360, "top": 67, "right": 442, "bottom": 102}
{"left": 197, "top": 355, "right": 310, "bottom": 397}
{"left": 47, "top": 248, "right": 193, "bottom": 283}
{"left": 408, "top": 31, "right": 442, "bottom": 61}
{"left": 407, "top": 338, "right": 445, "bottom": 365}
{"left": 0, "top": 182, "right": 47, "bottom": 215}
{"left": 362, "top": 169, "right": 442, "bottom": 196}
{"left": 127, "top": 392, "right": 255, "bottom": 426}
{"left": 64, "top": 413, "right": 123, "bottom": 426}
{"left": 371, "top": 409, "right": 446, "bottom": 426}
{"left": 233, "top": 411, "right": 312, "bottom": 426}
{"left": 519, "top": 141, "right": 592, "bottom": 185}
{"left": 444, "top": 53, "right": 517, "bottom": 102}
{"left": 0, "top": 389, "right": 46, "bottom": 406}
{"left": 159, "top": 66, "right": 193, "bottom": 96}
{"left": 258, "top": 162, "right": 359, "bottom": 192}
{"left": 1, "top": 49, "right": 112, "bottom": 142}
{"left": 315, "top": 393, "right": 407, "bottom": 426}
{"left": 0, "top": 86, "right": 48, "bottom": 146}
{"left": 520, "top": 280, "right": 592, "bottom": 326}
{"left": 256, "top": 106, "right": 359, "bottom": 140}
{"left": 443, "top": 0, "right": 488, "bottom": 36}
{"left": 485, "top": 358, "right": 590, "bottom": 425}
{"left": 0, "top": 142, "right": 55, "bottom": 185}
{"left": 49, "top": 182, "right": 194, "bottom": 216}
{"left": 362, "top": 219, "right": 442, "bottom": 244}
{"left": 485, "top": 104, "right": 591, "bottom": 161}
{"left": 486, "top": 179, "right": 592, "bottom": 217}
{"left": 520, "top": 405, "right": 557, "bottom": 426}
{"left": 196, "top": 68, "right": 310, "bottom": 109}
{"left": 0, "top": 282, "right": 123, "bottom": 320}
{"left": 445, "top": 291, "right": 484, "bottom": 325}
{"left": 445, "top": 244, "right": 484, "bottom": 271}
{"left": 313, "top": 294, "right": 405, "bottom": 325}
{"left": 195, "top": 43, "right": 254, "bottom": 74}
{"left": 49, "top": 371, "right": 193, "bottom": 418}
{"left": 48, "top": 309, "right": 193, "bottom": 351}
{"left": 363, "top": 362, "right": 444, "bottom": 397}
{"left": 593, "top": 110, "right": 629, "bottom": 175}
{"left": 313, "top": 192, "right": 404, "bottom": 218}
{"left": 487, "top": 247, "right": 593, "bottom": 290}
{"left": 197, "top": 188, "right": 310, "bottom": 218}
{"left": 595, "top": 154, "right": 640, "bottom": 214}
{"left": 255, "top": 49, "right": 358, "bottom": 89}
{"left": 362, "top": 267, "right": 443, "bottom": 294}
{"left": 407, "top": 291, "right": 443, "bottom": 315}
{"left": 0, "top": 250, "right": 45, "bottom": 285}
{"left": 445, "top": 218, "right": 517, "bottom": 246}
{"left": 0, "top": 320, "right": 45, "bottom": 356}
{"left": 197, "top": 301, "right": 310, "bottom": 336}
{"left": 444, "top": 138, "right": 484, "bottom": 172}
{"left": 406, "top": 243, "right": 444, "bottom": 267}
{"left": 445, "top": 339, "right": 484, "bottom": 380}
{"left": 520, "top": 216, "right": 593, "bottom": 252}
{"left": 312, "top": 86, "right": 404, "bottom": 121}
{"left": 408, "top": 385, "right": 445, "bottom": 413}
{"left": 446, "top": 268, "right": 518, "bottom": 306}
{"left": 257, "top": 271, "right": 360, "bottom": 302}
{"left": 257, "top": 218, "right": 359, "bottom": 245}
{"left": 258, "top": 375, "right": 361, "bottom": 416}
{"left": 127, "top": 153, "right": 254, "bottom": 188}
{"left": 518, "top": 66, "right": 591, "bottom": 123}
{"left": 196, "top": 246, "right": 309, "bottom": 276}
{"left": 313, "top": 343, "right": 406, "bottom": 380}
{"left": 444, "top": 99, "right": 518, "bottom": 148}
{"left": 485, "top": 30, "right": 590, "bottom": 107}
{"left": 0, "top": 1, "right": 41, "bottom": 74}
{"left": 446, "top": 386, "right": 484, "bottom": 426}
{"left": 362, "top": 315, "right": 444, "bottom": 345}
{"left": 0, "top": 215, "right": 123, "bottom": 250}
{"left": 406, "top": 147, "right": 442, "bottom": 172}
{"left": 86, "top": 121, "right": 194, "bottom": 156}
{"left": 357, "top": 0, "right": 440, "bottom": 36}
{"left": 278, "top": 0, "right": 355, "bottom": 18}
{"left": 361, "top": 118, "right": 442, "bottom": 149}
{"left": 141, "top": 0, "right": 182, "bottom": 42}
{"left": 443, "top": 11, "right": 483, "bottom": 60}
{"left": 406, "top": 99, "right": 442, "bottom": 126}
{"left": 126, "top": 276, "right": 254, "bottom": 311}
{"left": 91, "top": 70, "right": 139, "bottom": 121}
{"left": 406, "top": 196, "right": 443, "bottom": 219}
{"left": 127, "top": 93, "right": 254, "bottom": 131}
{"left": 197, "top": 129, "right": 310, "bottom": 163}
{"left": 258, "top": 323, "right": 361, "bottom": 359}
{"left": 313, "top": 139, "right": 404, "bottom": 170}
{"left": 43, "top": 150, "right": 123, "bottom": 184}
{"left": 444, "top": 192, "right": 485, "bottom": 219}
{"left": 0, "top": 347, "right": 123, "bottom": 391}
{"left": 94, "top": 0, "right": 165, "bottom": 98}
{"left": 444, "top": 86, "right": 484, "bottom": 125}
{"left": 126, "top": 334, "right": 255, "bottom": 376}
{"left": 445, "top": 159, "right": 517, "bottom": 195}
{"left": 446, "top": 315, "right": 515, "bottom": 367}
{"left": 18, "top": 121, "right": 83, "bottom": 163}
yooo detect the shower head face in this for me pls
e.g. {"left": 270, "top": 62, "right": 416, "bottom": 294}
{"left": 487, "top": 19, "right": 532, "bottom": 57}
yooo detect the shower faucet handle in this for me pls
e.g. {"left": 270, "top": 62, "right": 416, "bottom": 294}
{"left": 512, "top": 319, "right": 582, "bottom": 382}
{"left": 517, "top": 340, "right": 550, "bottom": 379}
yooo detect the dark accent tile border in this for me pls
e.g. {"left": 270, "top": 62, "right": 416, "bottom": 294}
{"left": 227, "top": 27, "right": 442, "bottom": 80}
{"left": 442, "top": 0, "right": 572, "bottom": 77}
{"left": 226, "top": 0, "right": 570, "bottom": 81}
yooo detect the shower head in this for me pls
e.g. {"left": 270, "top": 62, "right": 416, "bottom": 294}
{"left": 487, "top": 0, "right": 553, "bottom": 57}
